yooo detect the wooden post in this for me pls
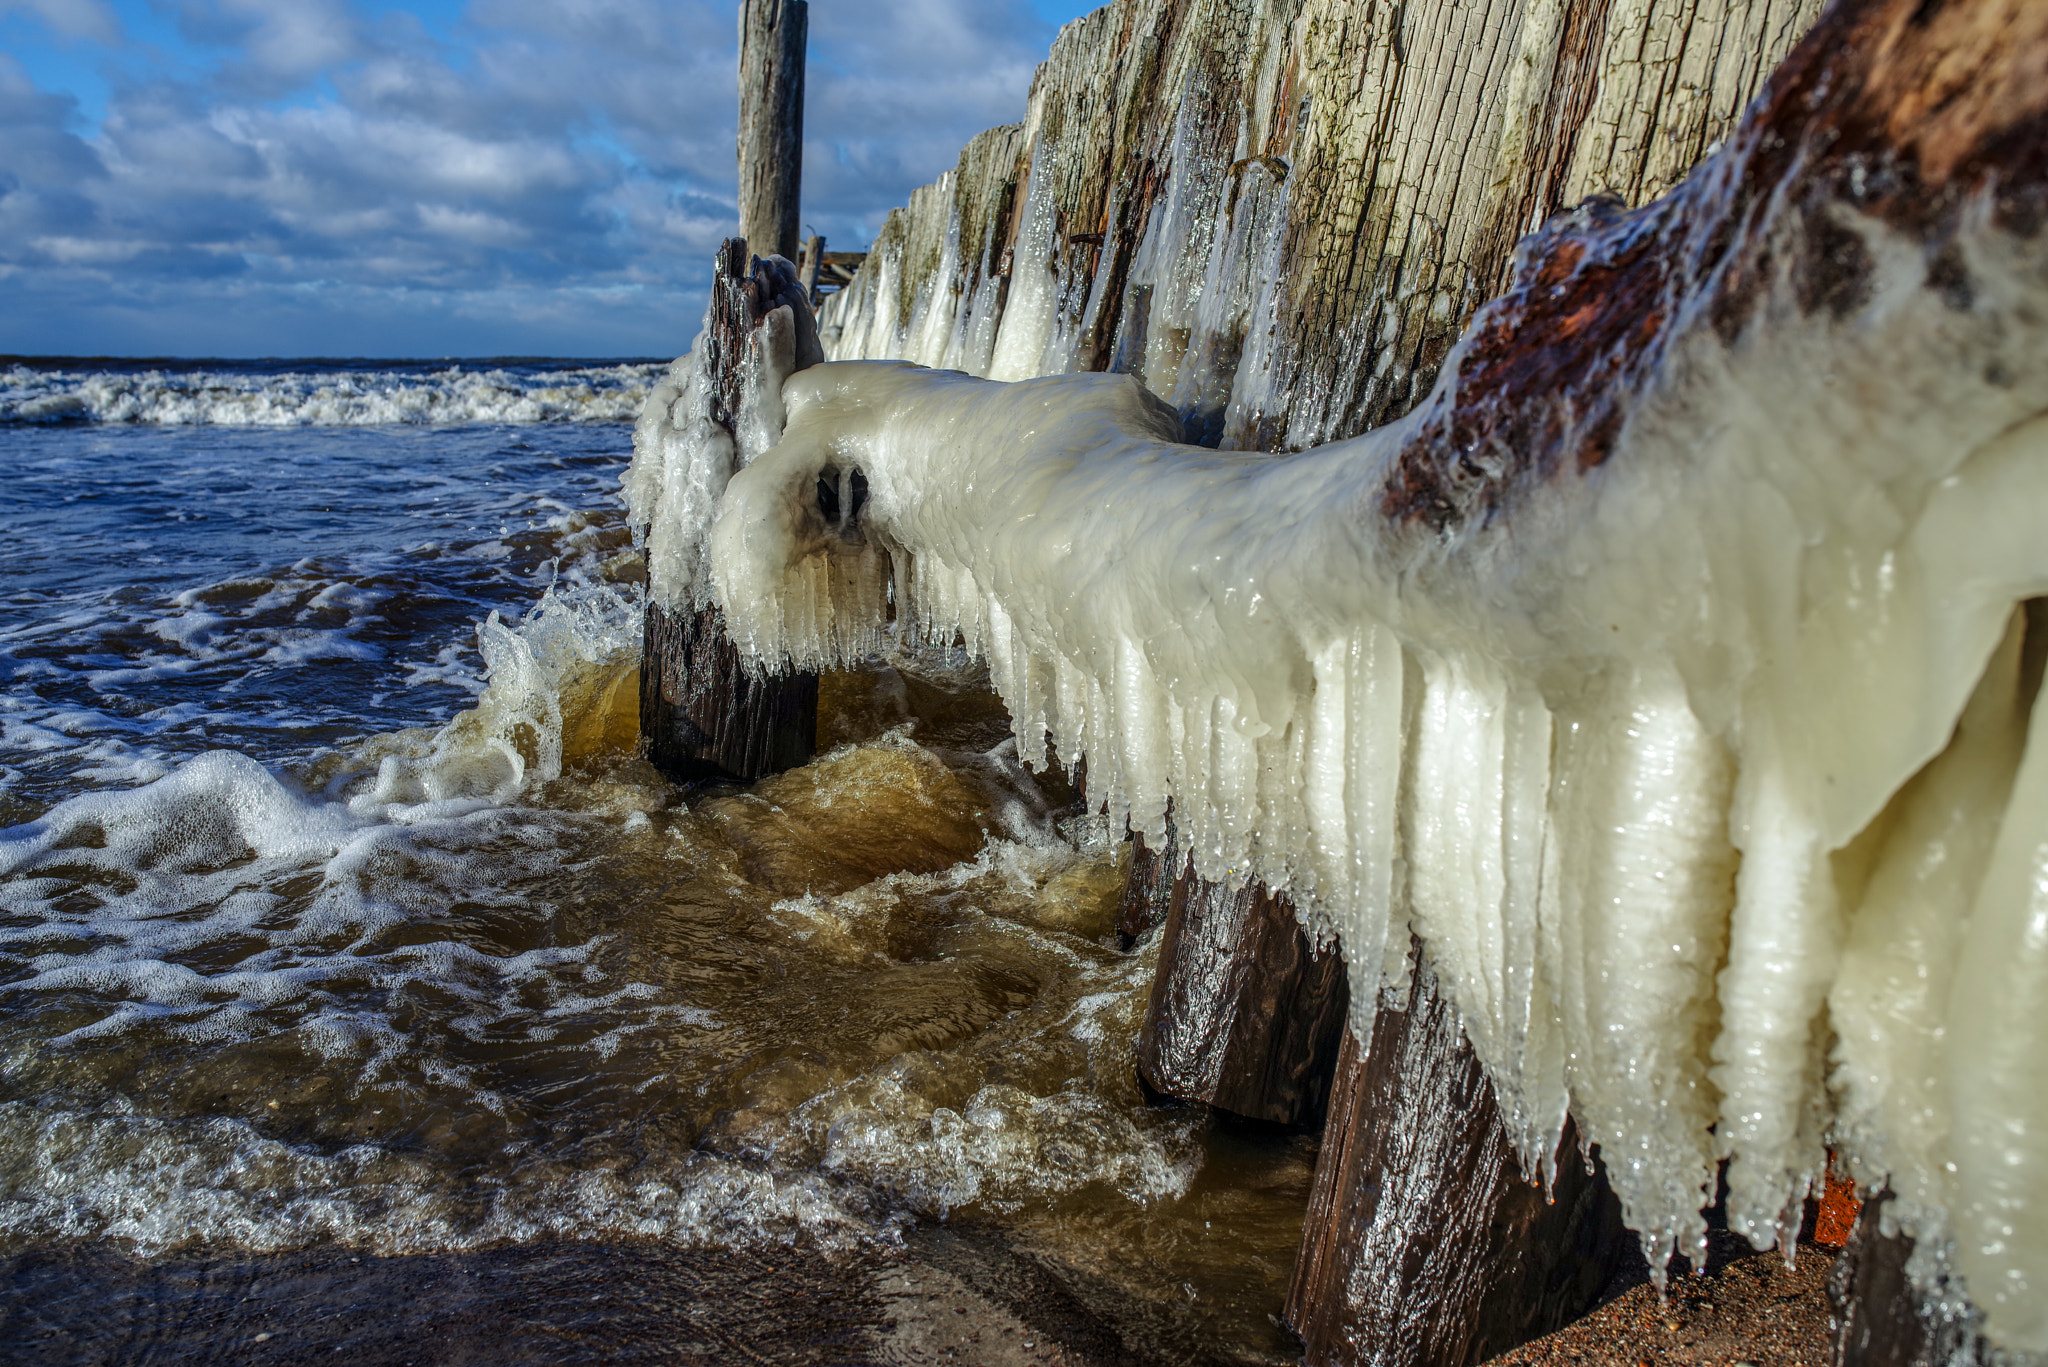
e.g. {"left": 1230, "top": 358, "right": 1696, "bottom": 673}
{"left": 640, "top": 239, "right": 821, "bottom": 785}
{"left": 1125, "top": 824, "right": 1350, "bottom": 1128}
{"left": 799, "top": 234, "right": 824, "bottom": 305}
{"left": 1285, "top": 950, "right": 1632, "bottom": 1366}
{"left": 1827, "top": 1192, "right": 1996, "bottom": 1367}
{"left": 738, "top": 0, "right": 806, "bottom": 263}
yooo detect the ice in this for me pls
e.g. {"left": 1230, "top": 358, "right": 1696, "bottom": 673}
{"left": 624, "top": 282, "right": 805, "bottom": 610}
{"left": 648, "top": 168, "right": 2048, "bottom": 1345}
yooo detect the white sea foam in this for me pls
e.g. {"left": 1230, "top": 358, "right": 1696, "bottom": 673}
{"left": 0, "top": 1102, "right": 900, "bottom": 1256}
{"left": 0, "top": 362, "right": 663, "bottom": 427}
{"left": 0, "top": 580, "right": 643, "bottom": 1046}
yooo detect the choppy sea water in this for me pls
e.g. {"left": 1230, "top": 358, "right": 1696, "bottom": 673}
{"left": 0, "top": 361, "right": 1310, "bottom": 1362}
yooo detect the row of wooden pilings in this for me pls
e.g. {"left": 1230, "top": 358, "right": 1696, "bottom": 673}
{"left": 642, "top": 243, "right": 1969, "bottom": 1367}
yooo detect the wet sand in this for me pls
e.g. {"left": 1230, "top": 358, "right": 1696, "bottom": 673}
{"left": 0, "top": 1224, "right": 1836, "bottom": 1367}
{"left": 1496, "top": 1231, "right": 1838, "bottom": 1367}
{"left": 0, "top": 1222, "right": 1276, "bottom": 1367}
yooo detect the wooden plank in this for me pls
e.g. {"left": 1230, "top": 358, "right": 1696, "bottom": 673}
{"left": 799, "top": 234, "right": 824, "bottom": 304}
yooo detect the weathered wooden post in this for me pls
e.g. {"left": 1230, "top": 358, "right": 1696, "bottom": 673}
{"left": 1125, "top": 824, "right": 1350, "bottom": 1127}
{"left": 1285, "top": 951, "right": 1631, "bottom": 1365}
{"left": 639, "top": 240, "right": 821, "bottom": 784}
{"left": 799, "top": 234, "right": 825, "bottom": 305}
{"left": 637, "top": 0, "right": 815, "bottom": 785}
{"left": 1277, "top": 2, "right": 2048, "bottom": 1359}
{"left": 738, "top": 0, "right": 807, "bottom": 263}
{"left": 756, "top": 0, "right": 2048, "bottom": 1355}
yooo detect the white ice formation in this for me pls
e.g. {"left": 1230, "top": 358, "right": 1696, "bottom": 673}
{"left": 626, "top": 266, "right": 811, "bottom": 610}
{"left": 625, "top": 50, "right": 2048, "bottom": 1367}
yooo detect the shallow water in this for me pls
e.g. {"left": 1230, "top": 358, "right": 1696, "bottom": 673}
{"left": 0, "top": 387, "right": 1309, "bottom": 1363}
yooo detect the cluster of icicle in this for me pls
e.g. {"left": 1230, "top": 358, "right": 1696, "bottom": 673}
{"left": 821, "top": 102, "right": 1294, "bottom": 449}
{"left": 628, "top": 169, "right": 2048, "bottom": 1367}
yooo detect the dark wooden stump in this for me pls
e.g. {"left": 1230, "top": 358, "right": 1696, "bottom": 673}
{"left": 641, "top": 601, "right": 819, "bottom": 784}
{"left": 1115, "top": 825, "right": 1178, "bottom": 949}
{"left": 639, "top": 238, "right": 822, "bottom": 786}
{"left": 1828, "top": 1192, "right": 1996, "bottom": 1367}
{"left": 1127, "top": 824, "right": 1350, "bottom": 1128}
{"left": 1285, "top": 951, "right": 1631, "bottom": 1367}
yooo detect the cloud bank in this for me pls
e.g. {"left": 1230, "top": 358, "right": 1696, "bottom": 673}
{"left": 0, "top": 0, "right": 1082, "bottom": 357}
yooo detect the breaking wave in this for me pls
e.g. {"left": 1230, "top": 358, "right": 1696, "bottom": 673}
{"left": 0, "top": 359, "right": 665, "bottom": 427}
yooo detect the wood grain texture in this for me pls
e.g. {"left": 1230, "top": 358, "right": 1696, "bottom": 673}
{"left": 641, "top": 601, "right": 818, "bottom": 785}
{"left": 818, "top": 0, "right": 1821, "bottom": 452}
{"left": 1286, "top": 952, "right": 1631, "bottom": 1367}
{"left": 1128, "top": 828, "right": 1349, "bottom": 1127}
{"left": 738, "top": 0, "right": 807, "bottom": 263}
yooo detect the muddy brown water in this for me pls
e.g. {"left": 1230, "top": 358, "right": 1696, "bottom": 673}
{"left": 1, "top": 551, "right": 1314, "bottom": 1364}
{"left": 0, "top": 423, "right": 1838, "bottom": 1366}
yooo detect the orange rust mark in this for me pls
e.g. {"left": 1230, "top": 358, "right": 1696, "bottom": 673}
{"left": 1810, "top": 1154, "right": 1861, "bottom": 1248}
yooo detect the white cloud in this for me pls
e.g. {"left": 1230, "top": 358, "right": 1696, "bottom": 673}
{"left": 1, "top": 0, "right": 122, "bottom": 44}
{"left": 0, "top": 0, "right": 1067, "bottom": 355}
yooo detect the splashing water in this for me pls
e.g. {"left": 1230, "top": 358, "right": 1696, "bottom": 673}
{"left": 0, "top": 411, "right": 1310, "bottom": 1361}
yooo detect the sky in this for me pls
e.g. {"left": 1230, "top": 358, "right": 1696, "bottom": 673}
{"left": 0, "top": 0, "right": 1103, "bottom": 357}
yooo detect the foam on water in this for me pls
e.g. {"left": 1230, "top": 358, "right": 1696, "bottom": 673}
{"left": 0, "top": 1102, "right": 898, "bottom": 1255}
{"left": 0, "top": 424, "right": 1287, "bottom": 1348}
{"left": 0, "top": 360, "right": 664, "bottom": 427}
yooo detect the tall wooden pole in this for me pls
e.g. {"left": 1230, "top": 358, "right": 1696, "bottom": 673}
{"left": 738, "top": 0, "right": 806, "bottom": 263}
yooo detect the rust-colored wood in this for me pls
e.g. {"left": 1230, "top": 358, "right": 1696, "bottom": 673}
{"left": 1286, "top": 952, "right": 1631, "bottom": 1367}
{"left": 1808, "top": 1156, "right": 1861, "bottom": 1250}
{"left": 1380, "top": 0, "right": 2048, "bottom": 536}
{"left": 1130, "top": 824, "right": 1349, "bottom": 1128}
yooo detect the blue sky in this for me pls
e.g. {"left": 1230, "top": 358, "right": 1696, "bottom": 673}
{"left": 0, "top": 0, "right": 1103, "bottom": 357}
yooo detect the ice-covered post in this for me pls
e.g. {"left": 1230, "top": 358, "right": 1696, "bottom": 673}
{"left": 738, "top": 0, "right": 806, "bottom": 263}
{"left": 1275, "top": 1, "right": 2048, "bottom": 1361}
{"left": 638, "top": 239, "right": 821, "bottom": 784}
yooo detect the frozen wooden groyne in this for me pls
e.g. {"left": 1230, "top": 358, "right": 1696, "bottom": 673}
{"left": 632, "top": 0, "right": 2048, "bottom": 1361}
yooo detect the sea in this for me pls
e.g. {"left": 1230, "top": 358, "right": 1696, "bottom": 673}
{"left": 0, "top": 359, "right": 1310, "bottom": 1363}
